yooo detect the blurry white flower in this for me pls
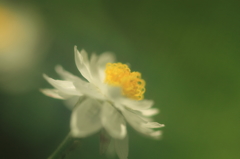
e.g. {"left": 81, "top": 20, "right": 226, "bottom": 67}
{"left": 41, "top": 46, "right": 164, "bottom": 159}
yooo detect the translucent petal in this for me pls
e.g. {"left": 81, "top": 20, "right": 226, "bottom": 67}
{"left": 114, "top": 135, "right": 129, "bottom": 159}
{"left": 101, "top": 102, "right": 127, "bottom": 139}
{"left": 124, "top": 108, "right": 154, "bottom": 122}
{"left": 123, "top": 109, "right": 163, "bottom": 138}
{"left": 73, "top": 78, "right": 105, "bottom": 100}
{"left": 97, "top": 52, "right": 115, "bottom": 82}
{"left": 97, "top": 52, "right": 115, "bottom": 68}
{"left": 124, "top": 109, "right": 153, "bottom": 133}
{"left": 99, "top": 130, "right": 111, "bottom": 155}
{"left": 105, "top": 85, "right": 122, "bottom": 100}
{"left": 64, "top": 96, "right": 80, "bottom": 110}
{"left": 106, "top": 139, "right": 116, "bottom": 157}
{"left": 40, "top": 89, "right": 67, "bottom": 99}
{"left": 120, "top": 98, "right": 154, "bottom": 110}
{"left": 55, "top": 65, "right": 80, "bottom": 81}
{"left": 70, "top": 98, "right": 102, "bottom": 137}
{"left": 89, "top": 53, "right": 102, "bottom": 84}
{"left": 74, "top": 46, "right": 92, "bottom": 82}
{"left": 43, "top": 74, "right": 81, "bottom": 95}
{"left": 123, "top": 108, "right": 147, "bottom": 130}
{"left": 139, "top": 108, "right": 159, "bottom": 116}
{"left": 144, "top": 122, "right": 165, "bottom": 128}
{"left": 80, "top": 48, "right": 89, "bottom": 63}
{"left": 149, "top": 130, "right": 163, "bottom": 140}
{"left": 98, "top": 69, "right": 106, "bottom": 84}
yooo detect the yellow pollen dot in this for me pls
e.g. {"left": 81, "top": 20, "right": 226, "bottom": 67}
{"left": 105, "top": 63, "right": 146, "bottom": 100}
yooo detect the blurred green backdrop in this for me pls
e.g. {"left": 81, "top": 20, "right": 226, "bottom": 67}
{"left": 0, "top": 0, "right": 240, "bottom": 159}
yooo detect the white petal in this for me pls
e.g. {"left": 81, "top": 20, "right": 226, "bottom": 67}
{"left": 123, "top": 109, "right": 163, "bottom": 138}
{"left": 139, "top": 108, "right": 159, "bottom": 116}
{"left": 123, "top": 109, "right": 154, "bottom": 122}
{"left": 73, "top": 78, "right": 105, "bottom": 100}
{"left": 43, "top": 74, "right": 81, "bottom": 96}
{"left": 80, "top": 48, "right": 89, "bottom": 63}
{"left": 144, "top": 122, "right": 165, "bottom": 128}
{"left": 97, "top": 52, "right": 115, "bottom": 68}
{"left": 123, "top": 109, "right": 150, "bottom": 133}
{"left": 101, "top": 102, "right": 127, "bottom": 139}
{"left": 64, "top": 96, "right": 80, "bottom": 110}
{"left": 55, "top": 65, "right": 90, "bottom": 88}
{"left": 40, "top": 88, "right": 68, "bottom": 99}
{"left": 149, "top": 130, "right": 163, "bottom": 140}
{"left": 70, "top": 98, "right": 102, "bottom": 138}
{"left": 97, "top": 52, "right": 115, "bottom": 82}
{"left": 123, "top": 108, "right": 147, "bottom": 130}
{"left": 98, "top": 69, "right": 106, "bottom": 84}
{"left": 74, "top": 46, "right": 92, "bottom": 82}
{"left": 99, "top": 130, "right": 111, "bottom": 155}
{"left": 114, "top": 135, "right": 129, "bottom": 159}
{"left": 106, "top": 139, "right": 116, "bottom": 157}
{"left": 105, "top": 85, "right": 122, "bottom": 100}
{"left": 120, "top": 98, "right": 154, "bottom": 110}
{"left": 55, "top": 65, "right": 80, "bottom": 81}
{"left": 89, "top": 53, "right": 103, "bottom": 86}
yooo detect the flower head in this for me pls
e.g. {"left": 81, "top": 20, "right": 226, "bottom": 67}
{"left": 41, "top": 46, "right": 164, "bottom": 159}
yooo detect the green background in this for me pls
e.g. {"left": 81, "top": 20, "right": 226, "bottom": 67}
{"left": 1, "top": 0, "right": 240, "bottom": 159}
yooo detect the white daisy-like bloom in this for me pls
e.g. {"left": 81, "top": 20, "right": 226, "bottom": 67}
{"left": 41, "top": 46, "right": 164, "bottom": 159}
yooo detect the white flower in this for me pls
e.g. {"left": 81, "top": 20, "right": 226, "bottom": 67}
{"left": 41, "top": 46, "right": 164, "bottom": 159}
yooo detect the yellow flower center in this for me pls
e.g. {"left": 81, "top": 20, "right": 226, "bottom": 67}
{"left": 105, "top": 63, "right": 145, "bottom": 100}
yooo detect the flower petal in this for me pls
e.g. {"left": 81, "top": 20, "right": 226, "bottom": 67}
{"left": 55, "top": 65, "right": 81, "bottom": 81}
{"left": 105, "top": 85, "right": 122, "bottom": 100}
{"left": 43, "top": 74, "right": 82, "bottom": 96}
{"left": 99, "top": 130, "right": 111, "bottom": 155}
{"left": 89, "top": 53, "right": 102, "bottom": 85}
{"left": 114, "top": 135, "right": 129, "bottom": 159}
{"left": 123, "top": 108, "right": 154, "bottom": 122}
{"left": 70, "top": 98, "right": 102, "bottom": 138}
{"left": 55, "top": 65, "right": 90, "bottom": 91}
{"left": 123, "top": 109, "right": 163, "bottom": 138}
{"left": 123, "top": 108, "right": 147, "bottom": 129}
{"left": 149, "top": 130, "right": 163, "bottom": 140}
{"left": 139, "top": 108, "right": 159, "bottom": 116}
{"left": 101, "top": 102, "right": 127, "bottom": 139}
{"left": 120, "top": 98, "right": 154, "bottom": 110}
{"left": 97, "top": 52, "right": 115, "bottom": 68}
{"left": 97, "top": 52, "right": 115, "bottom": 82}
{"left": 40, "top": 88, "right": 68, "bottom": 99}
{"left": 64, "top": 96, "right": 80, "bottom": 110}
{"left": 144, "top": 122, "right": 165, "bottom": 128}
{"left": 74, "top": 46, "right": 92, "bottom": 82}
{"left": 73, "top": 78, "right": 105, "bottom": 100}
{"left": 106, "top": 139, "right": 116, "bottom": 157}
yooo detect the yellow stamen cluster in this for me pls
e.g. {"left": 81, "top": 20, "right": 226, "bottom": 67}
{"left": 105, "top": 63, "right": 145, "bottom": 100}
